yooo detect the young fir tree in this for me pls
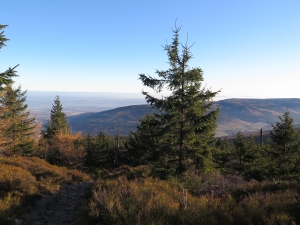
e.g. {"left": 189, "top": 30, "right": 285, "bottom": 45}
{"left": 41, "top": 96, "right": 74, "bottom": 165}
{"left": 138, "top": 24, "right": 220, "bottom": 173}
{"left": 233, "top": 132, "right": 246, "bottom": 168}
{"left": 83, "top": 133, "right": 95, "bottom": 167}
{"left": 243, "top": 135, "right": 266, "bottom": 180}
{"left": 0, "top": 85, "right": 36, "bottom": 155}
{"left": 126, "top": 114, "right": 163, "bottom": 166}
{"left": 267, "top": 111, "right": 300, "bottom": 179}
{"left": 84, "top": 132, "right": 113, "bottom": 169}
{"left": 45, "top": 95, "right": 70, "bottom": 138}
{"left": 213, "top": 137, "right": 233, "bottom": 172}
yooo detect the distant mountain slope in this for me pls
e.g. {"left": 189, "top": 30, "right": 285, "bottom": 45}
{"left": 68, "top": 98, "right": 300, "bottom": 136}
{"left": 218, "top": 98, "right": 300, "bottom": 123}
{"left": 216, "top": 98, "right": 300, "bottom": 136}
{"left": 68, "top": 105, "right": 154, "bottom": 135}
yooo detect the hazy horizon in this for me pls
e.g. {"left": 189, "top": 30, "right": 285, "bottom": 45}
{"left": 26, "top": 90, "right": 300, "bottom": 101}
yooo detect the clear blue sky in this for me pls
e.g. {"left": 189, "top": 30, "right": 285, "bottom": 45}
{"left": 1, "top": 0, "right": 299, "bottom": 99}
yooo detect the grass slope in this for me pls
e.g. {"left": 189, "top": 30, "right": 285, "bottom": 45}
{"left": 0, "top": 156, "right": 91, "bottom": 224}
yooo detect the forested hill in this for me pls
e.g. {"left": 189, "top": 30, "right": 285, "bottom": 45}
{"left": 68, "top": 105, "right": 154, "bottom": 136}
{"left": 216, "top": 98, "right": 300, "bottom": 136}
{"left": 67, "top": 98, "right": 300, "bottom": 137}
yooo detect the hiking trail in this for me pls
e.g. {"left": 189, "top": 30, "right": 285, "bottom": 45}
{"left": 22, "top": 181, "right": 94, "bottom": 225}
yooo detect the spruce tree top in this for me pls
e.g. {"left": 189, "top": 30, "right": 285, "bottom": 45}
{"left": 0, "top": 24, "right": 18, "bottom": 89}
{"left": 45, "top": 95, "right": 70, "bottom": 137}
{"left": 0, "top": 25, "right": 9, "bottom": 50}
{"left": 139, "top": 24, "right": 220, "bottom": 113}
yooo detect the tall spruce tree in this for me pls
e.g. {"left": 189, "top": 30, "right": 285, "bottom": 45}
{"left": 267, "top": 111, "right": 300, "bottom": 179}
{"left": 1, "top": 24, "right": 21, "bottom": 155}
{"left": 0, "top": 85, "right": 36, "bottom": 155}
{"left": 45, "top": 95, "right": 70, "bottom": 138}
{"left": 138, "top": 24, "right": 220, "bottom": 173}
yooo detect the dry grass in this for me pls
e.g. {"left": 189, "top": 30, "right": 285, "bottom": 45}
{"left": 88, "top": 168, "right": 300, "bottom": 225}
{"left": 0, "top": 156, "right": 91, "bottom": 223}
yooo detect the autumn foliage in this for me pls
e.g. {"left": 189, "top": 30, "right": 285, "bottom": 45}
{"left": 38, "top": 132, "right": 84, "bottom": 168}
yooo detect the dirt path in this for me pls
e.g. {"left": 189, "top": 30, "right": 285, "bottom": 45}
{"left": 23, "top": 182, "right": 93, "bottom": 225}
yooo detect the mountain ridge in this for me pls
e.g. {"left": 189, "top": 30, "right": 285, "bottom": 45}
{"left": 67, "top": 98, "right": 300, "bottom": 137}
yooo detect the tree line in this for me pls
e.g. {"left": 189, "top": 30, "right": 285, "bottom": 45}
{"left": 1, "top": 24, "right": 300, "bottom": 182}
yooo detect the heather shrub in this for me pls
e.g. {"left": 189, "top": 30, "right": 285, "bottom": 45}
{"left": 0, "top": 164, "right": 37, "bottom": 195}
{"left": 89, "top": 176, "right": 180, "bottom": 225}
{"left": 88, "top": 171, "right": 300, "bottom": 225}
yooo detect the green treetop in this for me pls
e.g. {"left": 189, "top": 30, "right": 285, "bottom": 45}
{"left": 45, "top": 96, "right": 70, "bottom": 138}
{"left": 138, "top": 24, "right": 220, "bottom": 173}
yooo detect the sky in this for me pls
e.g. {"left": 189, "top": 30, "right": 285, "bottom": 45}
{"left": 0, "top": 0, "right": 299, "bottom": 100}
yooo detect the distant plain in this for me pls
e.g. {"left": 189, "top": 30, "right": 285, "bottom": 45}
{"left": 26, "top": 91, "right": 147, "bottom": 124}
